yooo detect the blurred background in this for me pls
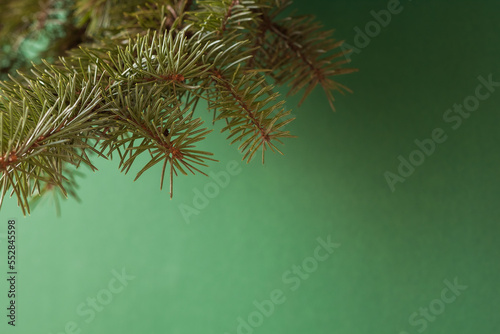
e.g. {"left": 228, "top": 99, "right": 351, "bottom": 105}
{"left": 1, "top": 0, "right": 499, "bottom": 333}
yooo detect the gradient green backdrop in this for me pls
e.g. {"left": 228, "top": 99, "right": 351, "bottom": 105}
{"left": 1, "top": 0, "right": 500, "bottom": 333}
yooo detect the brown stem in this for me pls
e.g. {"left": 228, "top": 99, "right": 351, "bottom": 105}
{"left": 210, "top": 69, "right": 269, "bottom": 142}
{"left": 220, "top": 0, "right": 239, "bottom": 33}
{"left": 262, "top": 15, "right": 326, "bottom": 84}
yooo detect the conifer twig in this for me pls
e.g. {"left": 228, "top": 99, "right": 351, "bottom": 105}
{"left": 0, "top": 0, "right": 357, "bottom": 214}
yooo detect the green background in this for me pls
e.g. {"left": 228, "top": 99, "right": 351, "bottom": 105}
{"left": 1, "top": 0, "right": 500, "bottom": 333}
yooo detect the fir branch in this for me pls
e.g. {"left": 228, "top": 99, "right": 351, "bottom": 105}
{"left": 0, "top": 0, "right": 357, "bottom": 214}
{"left": 186, "top": 0, "right": 263, "bottom": 34}
{"left": 100, "top": 81, "right": 216, "bottom": 198}
{"left": 208, "top": 66, "right": 294, "bottom": 162}
{"left": 254, "top": 2, "right": 358, "bottom": 110}
{"left": 0, "top": 65, "right": 111, "bottom": 214}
